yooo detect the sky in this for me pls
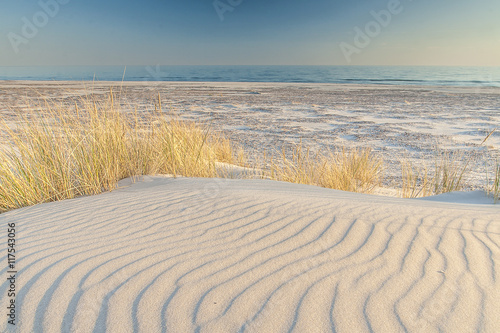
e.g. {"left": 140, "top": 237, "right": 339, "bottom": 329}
{"left": 1, "top": 0, "right": 499, "bottom": 66}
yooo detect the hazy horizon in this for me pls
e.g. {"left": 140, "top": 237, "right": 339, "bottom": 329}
{"left": 1, "top": 0, "right": 499, "bottom": 67}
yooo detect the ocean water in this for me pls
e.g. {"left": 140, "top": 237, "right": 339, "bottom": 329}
{"left": 0, "top": 65, "right": 499, "bottom": 87}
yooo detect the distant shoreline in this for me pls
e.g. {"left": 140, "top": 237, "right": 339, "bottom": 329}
{"left": 1, "top": 80, "right": 500, "bottom": 94}
{"left": 1, "top": 65, "right": 499, "bottom": 88}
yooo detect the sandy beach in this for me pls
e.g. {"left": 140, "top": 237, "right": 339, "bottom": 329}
{"left": 1, "top": 81, "right": 499, "bottom": 190}
{"left": 1, "top": 81, "right": 499, "bottom": 332}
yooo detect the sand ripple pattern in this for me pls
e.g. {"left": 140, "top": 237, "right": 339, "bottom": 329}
{"left": 1, "top": 177, "right": 499, "bottom": 332}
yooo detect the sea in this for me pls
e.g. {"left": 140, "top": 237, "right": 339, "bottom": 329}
{"left": 0, "top": 65, "right": 499, "bottom": 88}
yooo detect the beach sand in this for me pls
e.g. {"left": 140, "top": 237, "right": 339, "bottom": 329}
{"left": 1, "top": 81, "right": 499, "bottom": 332}
{"left": 0, "top": 176, "right": 498, "bottom": 332}
{"left": 1, "top": 81, "right": 499, "bottom": 190}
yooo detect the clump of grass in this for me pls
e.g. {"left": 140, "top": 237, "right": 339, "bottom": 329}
{"left": 402, "top": 129, "right": 500, "bottom": 200}
{"left": 268, "top": 144, "right": 317, "bottom": 185}
{"left": 486, "top": 159, "right": 500, "bottom": 203}
{"left": 493, "top": 163, "right": 500, "bottom": 203}
{"left": 432, "top": 151, "right": 471, "bottom": 195}
{"left": 482, "top": 128, "right": 499, "bottom": 203}
{"left": 401, "top": 160, "right": 432, "bottom": 198}
{"left": 266, "top": 143, "right": 383, "bottom": 193}
{"left": 319, "top": 147, "right": 384, "bottom": 193}
{"left": 0, "top": 92, "right": 243, "bottom": 213}
{"left": 401, "top": 151, "right": 472, "bottom": 198}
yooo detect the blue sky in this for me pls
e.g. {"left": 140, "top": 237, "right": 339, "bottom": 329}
{"left": 1, "top": 0, "right": 499, "bottom": 66}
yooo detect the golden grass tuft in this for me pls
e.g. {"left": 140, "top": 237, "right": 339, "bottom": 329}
{"left": 432, "top": 151, "right": 471, "bottom": 195}
{"left": 483, "top": 129, "right": 499, "bottom": 203}
{"left": 401, "top": 151, "right": 471, "bottom": 198}
{"left": 318, "top": 147, "right": 384, "bottom": 193}
{"left": 401, "top": 130, "right": 498, "bottom": 200}
{"left": 401, "top": 160, "right": 432, "bottom": 199}
{"left": 486, "top": 159, "right": 500, "bottom": 203}
{"left": 266, "top": 143, "right": 383, "bottom": 193}
{"left": 493, "top": 164, "right": 500, "bottom": 203}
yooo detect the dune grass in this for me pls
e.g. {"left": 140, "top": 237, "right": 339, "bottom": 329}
{"left": 400, "top": 151, "right": 472, "bottom": 198}
{"left": 0, "top": 90, "right": 384, "bottom": 213}
{"left": 1, "top": 92, "right": 498, "bottom": 212}
{"left": 486, "top": 159, "right": 500, "bottom": 203}
{"left": 266, "top": 143, "right": 383, "bottom": 193}
{"left": 0, "top": 92, "right": 241, "bottom": 212}
{"left": 483, "top": 129, "right": 499, "bottom": 203}
{"left": 401, "top": 160, "right": 432, "bottom": 199}
{"left": 493, "top": 163, "right": 500, "bottom": 203}
{"left": 401, "top": 130, "right": 499, "bottom": 199}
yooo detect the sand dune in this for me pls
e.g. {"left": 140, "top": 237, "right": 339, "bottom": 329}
{"left": 1, "top": 177, "right": 499, "bottom": 332}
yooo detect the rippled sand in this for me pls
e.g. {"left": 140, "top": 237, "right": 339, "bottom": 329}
{"left": 1, "top": 177, "right": 498, "bottom": 332}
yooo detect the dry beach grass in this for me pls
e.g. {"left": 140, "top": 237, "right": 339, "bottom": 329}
{"left": 0, "top": 91, "right": 498, "bottom": 213}
{"left": 0, "top": 92, "right": 386, "bottom": 212}
{"left": 268, "top": 144, "right": 383, "bottom": 194}
{"left": 0, "top": 92, "right": 240, "bottom": 212}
